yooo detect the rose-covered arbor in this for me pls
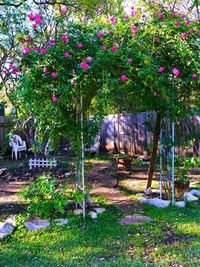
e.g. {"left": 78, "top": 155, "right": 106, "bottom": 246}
{"left": 1, "top": 1, "right": 200, "bottom": 213}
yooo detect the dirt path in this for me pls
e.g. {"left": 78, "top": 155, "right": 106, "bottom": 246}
{"left": 88, "top": 162, "right": 144, "bottom": 213}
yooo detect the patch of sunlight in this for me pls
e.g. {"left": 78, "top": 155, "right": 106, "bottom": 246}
{"left": 175, "top": 222, "right": 200, "bottom": 235}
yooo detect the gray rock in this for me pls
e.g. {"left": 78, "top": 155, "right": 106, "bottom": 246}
{"left": 93, "top": 208, "right": 106, "bottom": 214}
{"left": 146, "top": 198, "right": 171, "bottom": 208}
{"left": 74, "top": 209, "right": 83, "bottom": 215}
{"left": 184, "top": 192, "right": 198, "bottom": 202}
{"left": 119, "top": 214, "right": 153, "bottom": 225}
{"left": 53, "top": 218, "right": 69, "bottom": 226}
{"left": 144, "top": 189, "right": 152, "bottom": 195}
{"left": 23, "top": 217, "right": 50, "bottom": 230}
{"left": 175, "top": 201, "right": 185, "bottom": 208}
{"left": 5, "top": 215, "right": 17, "bottom": 226}
{"left": 189, "top": 190, "right": 200, "bottom": 196}
{"left": 89, "top": 211, "right": 98, "bottom": 219}
{"left": 0, "top": 222, "right": 15, "bottom": 238}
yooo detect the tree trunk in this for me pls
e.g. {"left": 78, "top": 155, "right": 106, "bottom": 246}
{"left": 146, "top": 113, "right": 161, "bottom": 189}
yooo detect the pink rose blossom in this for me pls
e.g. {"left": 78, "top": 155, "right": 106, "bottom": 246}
{"left": 61, "top": 36, "right": 69, "bottom": 42}
{"left": 173, "top": 12, "right": 177, "bottom": 16}
{"left": 64, "top": 52, "right": 70, "bottom": 57}
{"left": 185, "top": 20, "right": 191, "bottom": 25}
{"left": 35, "top": 14, "right": 42, "bottom": 24}
{"left": 181, "top": 32, "right": 187, "bottom": 40}
{"left": 32, "top": 23, "right": 37, "bottom": 29}
{"left": 198, "top": 31, "right": 200, "bottom": 36}
{"left": 28, "top": 12, "right": 35, "bottom": 21}
{"left": 24, "top": 47, "right": 30, "bottom": 53}
{"left": 175, "top": 21, "right": 180, "bottom": 26}
{"left": 110, "top": 17, "right": 117, "bottom": 24}
{"left": 9, "top": 64, "right": 14, "bottom": 70}
{"left": 50, "top": 39, "right": 57, "bottom": 44}
{"left": 108, "top": 30, "right": 113, "bottom": 34}
{"left": 131, "top": 11, "right": 137, "bottom": 17}
{"left": 72, "top": 69, "right": 76, "bottom": 75}
{"left": 33, "top": 46, "right": 39, "bottom": 51}
{"left": 51, "top": 72, "right": 57, "bottom": 78}
{"left": 101, "top": 45, "right": 107, "bottom": 50}
{"left": 20, "top": 39, "right": 26, "bottom": 44}
{"left": 61, "top": 6, "right": 67, "bottom": 13}
{"left": 127, "top": 58, "right": 133, "bottom": 63}
{"left": 156, "top": 13, "right": 164, "bottom": 19}
{"left": 153, "top": 91, "right": 158, "bottom": 96}
{"left": 52, "top": 96, "right": 57, "bottom": 102}
{"left": 142, "top": 14, "right": 146, "bottom": 18}
{"left": 27, "top": 37, "right": 32, "bottom": 42}
{"left": 153, "top": 37, "right": 160, "bottom": 42}
{"left": 132, "top": 33, "right": 137, "bottom": 38}
{"left": 97, "top": 32, "right": 104, "bottom": 38}
{"left": 191, "top": 74, "right": 198, "bottom": 79}
{"left": 40, "top": 49, "right": 47, "bottom": 54}
{"left": 43, "top": 67, "right": 48, "bottom": 73}
{"left": 111, "top": 46, "right": 118, "bottom": 53}
{"left": 71, "top": 79, "right": 76, "bottom": 85}
{"left": 97, "top": 8, "right": 103, "bottom": 14}
{"left": 172, "top": 68, "right": 181, "bottom": 76}
{"left": 121, "top": 74, "right": 127, "bottom": 81}
{"left": 80, "top": 62, "right": 90, "bottom": 69}
{"left": 159, "top": 67, "right": 165, "bottom": 72}
{"left": 131, "top": 24, "right": 138, "bottom": 31}
{"left": 77, "top": 43, "right": 83, "bottom": 49}
{"left": 3, "top": 69, "right": 7, "bottom": 74}
{"left": 180, "top": 14, "right": 185, "bottom": 19}
{"left": 86, "top": 56, "right": 92, "bottom": 62}
{"left": 124, "top": 14, "right": 129, "bottom": 19}
{"left": 188, "top": 29, "right": 193, "bottom": 34}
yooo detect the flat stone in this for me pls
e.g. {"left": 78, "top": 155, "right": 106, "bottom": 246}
{"left": 144, "top": 189, "right": 152, "bottom": 195}
{"left": 0, "top": 222, "right": 15, "bottom": 238}
{"left": 53, "top": 218, "right": 69, "bottom": 226}
{"left": 189, "top": 190, "right": 200, "bottom": 196}
{"left": 23, "top": 217, "right": 50, "bottom": 230}
{"left": 74, "top": 209, "right": 83, "bottom": 215}
{"left": 146, "top": 198, "right": 171, "bottom": 208}
{"left": 89, "top": 211, "right": 98, "bottom": 219}
{"left": 184, "top": 192, "right": 198, "bottom": 202}
{"left": 5, "top": 215, "right": 17, "bottom": 226}
{"left": 119, "top": 214, "right": 153, "bottom": 225}
{"left": 175, "top": 201, "right": 186, "bottom": 208}
{"left": 93, "top": 208, "right": 106, "bottom": 214}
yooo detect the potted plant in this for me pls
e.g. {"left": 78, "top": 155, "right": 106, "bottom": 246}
{"left": 174, "top": 157, "right": 195, "bottom": 198}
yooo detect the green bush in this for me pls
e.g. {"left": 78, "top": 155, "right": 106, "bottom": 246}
{"left": 19, "top": 175, "right": 68, "bottom": 219}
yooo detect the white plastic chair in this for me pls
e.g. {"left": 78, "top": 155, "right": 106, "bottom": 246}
{"left": 9, "top": 134, "right": 27, "bottom": 160}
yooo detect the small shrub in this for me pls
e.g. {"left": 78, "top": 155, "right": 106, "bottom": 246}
{"left": 19, "top": 175, "right": 68, "bottom": 219}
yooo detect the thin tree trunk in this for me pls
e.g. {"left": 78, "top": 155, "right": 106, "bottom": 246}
{"left": 146, "top": 113, "right": 161, "bottom": 189}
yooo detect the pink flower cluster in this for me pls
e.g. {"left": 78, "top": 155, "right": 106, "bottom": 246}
{"left": 80, "top": 62, "right": 90, "bottom": 69}
{"left": 27, "top": 12, "right": 42, "bottom": 28}
{"left": 61, "top": 36, "right": 69, "bottom": 42}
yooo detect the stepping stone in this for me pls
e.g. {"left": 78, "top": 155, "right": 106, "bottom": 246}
{"left": 93, "top": 208, "right": 106, "bottom": 214}
{"left": 140, "top": 197, "right": 171, "bottom": 208}
{"left": 0, "top": 222, "right": 15, "bottom": 238}
{"left": 53, "top": 218, "right": 69, "bottom": 226}
{"left": 23, "top": 217, "right": 50, "bottom": 230}
{"left": 184, "top": 192, "right": 198, "bottom": 202}
{"left": 189, "top": 190, "right": 200, "bottom": 196}
{"left": 119, "top": 214, "right": 153, "bottom": 225}
{"left": 5, "top": 215, "right": 17, "bottom": 226}
{"left": 175, "top": 201, "right": 185, "bottom": 208}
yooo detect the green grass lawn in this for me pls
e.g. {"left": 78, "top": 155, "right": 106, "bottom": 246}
{"left": 0, "top": 202, "right": 200, "bottom": 267}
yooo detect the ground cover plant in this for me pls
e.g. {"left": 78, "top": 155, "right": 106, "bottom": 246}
{"left": 0, "top": 202, "right": 200, "bottom": 267}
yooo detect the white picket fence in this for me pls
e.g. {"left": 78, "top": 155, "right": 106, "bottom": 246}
{"left": 29, "top": 158, "right": 57, "bottom": 169}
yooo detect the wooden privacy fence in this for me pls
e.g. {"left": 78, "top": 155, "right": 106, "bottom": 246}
{"left": 0, "top": 116, "right": 14, "bottom": 150}
{"left": 99, "top": 113, "right": 200, "bottom": 156}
